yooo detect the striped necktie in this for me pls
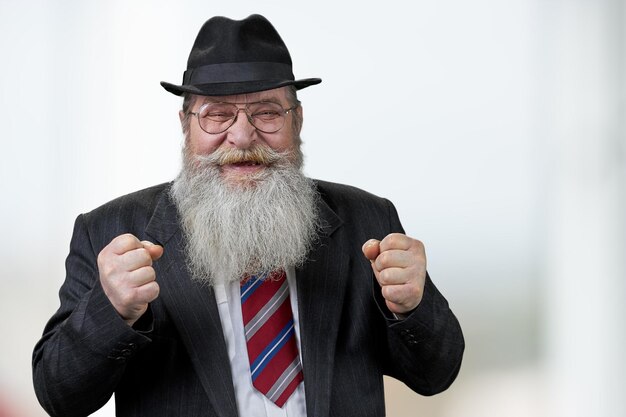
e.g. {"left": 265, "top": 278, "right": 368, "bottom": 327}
{"left": 240, "top": 270, "right": 304, "bottom": 407}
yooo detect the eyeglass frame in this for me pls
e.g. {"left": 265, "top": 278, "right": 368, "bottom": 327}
{"left": 189, "top": 101, "right": 299, "bottom": 134}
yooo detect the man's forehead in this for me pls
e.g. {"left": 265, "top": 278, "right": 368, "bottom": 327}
{"left": 196, "top": 87, "right": 288, "bottom": 104}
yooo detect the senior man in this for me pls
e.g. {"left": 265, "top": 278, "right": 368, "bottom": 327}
{"left": 33, "top": 14, "right": 464, "bottom": 417}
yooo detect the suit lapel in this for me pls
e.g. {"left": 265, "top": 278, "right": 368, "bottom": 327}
{"left": 296, "top": 195, "right": 347, "bottom": 417}
{"left": 146, "top": 188, "right": 238, "bottom": 417}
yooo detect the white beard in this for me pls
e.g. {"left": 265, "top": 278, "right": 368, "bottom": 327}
{"left": 170, "top": 145, "right": 321, "bottom": 286}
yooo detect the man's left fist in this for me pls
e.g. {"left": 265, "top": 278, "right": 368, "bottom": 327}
{"left": 362, "top": 233, "right": 427, "bottom": 314}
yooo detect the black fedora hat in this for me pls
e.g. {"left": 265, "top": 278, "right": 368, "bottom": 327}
{"left": 160, "top": 14, "right": 321, "bottom": 96}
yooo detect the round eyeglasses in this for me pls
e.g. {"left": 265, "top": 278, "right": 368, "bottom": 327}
{"left": 190, "top": 101, "right": 298, "bottom": 134}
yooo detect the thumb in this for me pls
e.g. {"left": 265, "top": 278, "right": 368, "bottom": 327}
{"left": 142, "top": 240, "right": 164, "bottom": 261}
{"left": 362, "top": 239, "right": 381, "bottom": 262}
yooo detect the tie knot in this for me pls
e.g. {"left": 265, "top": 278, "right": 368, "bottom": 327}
{"left": 240, "top": 270, "right": 286, "bottom": 287}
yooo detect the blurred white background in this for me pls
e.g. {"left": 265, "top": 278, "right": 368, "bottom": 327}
{"left": 1, "top": 0, "right": 624, "bottom": 416}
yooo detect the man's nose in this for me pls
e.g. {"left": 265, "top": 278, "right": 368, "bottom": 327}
{"left": 226, "top": 109, "right": 257, "bottom": 149}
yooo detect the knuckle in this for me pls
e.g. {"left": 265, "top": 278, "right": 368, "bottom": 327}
{"left": 118, "top": 289, "right": 136, "bottom": 308}
{"left": 136, "top": 248, "right": 153, "bottom": 265}
{"left": 381, "top": 285, "right": 396, "bottom": 301}
{"left": 100, "top": 264, "right": 115, "bottom": 281}
{"left": 121, "top": 232, "right": 138, "bottom": 242}
{"left": 98, "top": 257, "right": 118, "bottom": 280}
{"left": 148, "top": 282, "right": 160, "bottom": 300}
{"left": 144, "top": 248, "right": 155, "bottom": 264}
{"left": 379, "top": 269, "right": 391, "bottom": 285}
{"left": 388, "top": 233, "right": 404, "bottom": 245}
{"left": 137, "top": 281, "right": 159, "bottom": 303}
{"left": 381, "top": 233, "right": 404, "bottom": 250}
{"left": 115, "top": 234, "right": 131, "bottom": 246}
{"left": 143, "top": 266, "right": 157, "bottom": 281}
{"left": 378, "top": 252, "right": 391, "bottom": 268}
{"left": 97, "top": 247, "right": 113, "bottom": 267}
{"left": 144, "top": 247, "right": 156, "bottom": 262}
{"left": 388, "top": 233, "right": 401, "bottom": 244}
{"left": 131, "top": 266, "right": 157, "bottom": 287}
{"left": 117, "top": 233, "right": 140, "bottom": 250}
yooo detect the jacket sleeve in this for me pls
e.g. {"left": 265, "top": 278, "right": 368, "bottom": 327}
{"left": 32, "top": 214, "right": 152, "bottom": 417}
{"left": 376, "top": 199, "right": 465, "bottom": 395}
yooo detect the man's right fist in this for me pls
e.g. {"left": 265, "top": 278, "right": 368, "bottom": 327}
{"left": 97, "top": 234, "right": 163, "bottom": 326}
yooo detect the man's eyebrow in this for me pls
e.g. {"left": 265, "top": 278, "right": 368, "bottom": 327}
{"left": 200, "top": 97, "right": 220, "bottom": 104}
{"left": 200, "top": 97, "right": 283, "bottom": 105}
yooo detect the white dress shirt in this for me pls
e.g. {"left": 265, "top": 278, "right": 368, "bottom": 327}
{"left": 213, "top": 266, "right": 307, "bottom": 417}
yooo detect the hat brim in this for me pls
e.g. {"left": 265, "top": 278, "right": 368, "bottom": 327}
{"left": 160, "top": 78, "right": 321, "bottom": 97}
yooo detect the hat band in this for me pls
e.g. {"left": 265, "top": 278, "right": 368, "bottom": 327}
{"left": 183, "top": 62, "right": 295, "bottom": 85}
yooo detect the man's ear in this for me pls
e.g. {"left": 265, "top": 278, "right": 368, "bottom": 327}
{"left": 179, "top": 110, "right": 185, "bottom": 124}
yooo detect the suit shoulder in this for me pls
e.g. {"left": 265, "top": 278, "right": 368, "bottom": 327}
{"left": 81, "top": 182, "right": 171, "bottom": 227}
{"left": 313, "top": 179, "right": 399, "bottom": 226}
{"left": 314, "top": 179, "right": 390, "bottom": 209}
{"left": 89, "top": 182, "right": 169, "bottom": 213}
{"left": 313, "top": 179, "right": 404, "bottom": 236}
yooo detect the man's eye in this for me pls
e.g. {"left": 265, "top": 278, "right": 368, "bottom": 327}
{"left": 253, "top": 110, "right": 281, "bottom": 119}
{"left": 206, "top": 112, "right": 234, "bottom": 120}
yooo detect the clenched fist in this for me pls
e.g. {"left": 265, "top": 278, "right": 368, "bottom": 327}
{"left": 97, "top": 234, "right": 163, "bottom": 326}
{"left": 362, "top": 233, "right": 426, "bottom": 315}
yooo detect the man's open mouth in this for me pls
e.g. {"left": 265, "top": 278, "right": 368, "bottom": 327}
{"left": 228, "top": 159, "right": 265, "bottom": 167}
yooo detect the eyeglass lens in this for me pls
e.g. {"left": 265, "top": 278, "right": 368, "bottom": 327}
{"left": 197, "top": 102, "right": 287, "bottom": 134}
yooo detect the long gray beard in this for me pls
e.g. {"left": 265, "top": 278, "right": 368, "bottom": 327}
{"left": 170, "top": 146, "right": 321, "bottom": 286}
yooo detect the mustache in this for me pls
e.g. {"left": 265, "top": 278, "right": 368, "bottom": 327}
{"left": 198, "top": 145, "right": 284, "bottom": 167}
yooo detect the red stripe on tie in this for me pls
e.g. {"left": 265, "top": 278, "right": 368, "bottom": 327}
{"left": 245, "top": 299, "right": 292, "bottom": 360}
{"left": 241, "top": 275, "right": 284, "bottom": 323}
{"left": 251, "top": 332, "right": 298, "bottom": 392}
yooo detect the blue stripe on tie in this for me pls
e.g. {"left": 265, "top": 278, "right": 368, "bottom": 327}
{"left": 240, "top": 275, "right": 265, "bottom": 304}
{"left": 250, "top": 320, "right": 295, "bottom": 380}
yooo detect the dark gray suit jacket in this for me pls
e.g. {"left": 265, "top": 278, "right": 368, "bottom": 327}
{"left": 33, "top": 180, "right": 464, "bottom": 417}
